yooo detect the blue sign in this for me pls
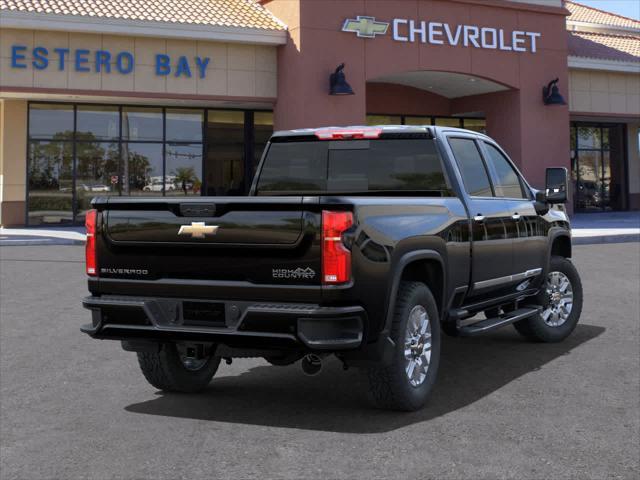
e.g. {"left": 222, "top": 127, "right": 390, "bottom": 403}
{"left": 10, "top": 45, "right": 211, "bottom": 78}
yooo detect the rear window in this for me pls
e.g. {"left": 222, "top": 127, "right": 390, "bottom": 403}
{"left": 255, "top": 139, "right": 452, "bottom": 195}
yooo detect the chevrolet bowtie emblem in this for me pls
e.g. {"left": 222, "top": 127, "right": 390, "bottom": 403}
{"left": 342, "top": 16, "right": 389, "bottom": 38}
{"left": 178, "top": 222, "right": 219, "bottom": 239}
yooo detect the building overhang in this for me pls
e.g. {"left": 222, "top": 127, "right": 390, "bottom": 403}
{"left": 567, "top": 20, "right": 640, "bottom": 37}
{"left": 0, "top": 10, "right": 288, "bottom": 45}
{"left": 568, "top": 56, "right": 640, "bottom": 74}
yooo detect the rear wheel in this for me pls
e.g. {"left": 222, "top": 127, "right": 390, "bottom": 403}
{"left": 366, "top": 281, "right": 441, "bottom": 411}
{"left": 513, "top": 256, "right": 583, "bottom": 342}
{"left": 137, "top": 343, "right": 221, "bottom": 393}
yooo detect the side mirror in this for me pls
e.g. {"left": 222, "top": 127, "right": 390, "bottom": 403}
{"left": 545, "top": 167, "right": 568, "bottom": 204}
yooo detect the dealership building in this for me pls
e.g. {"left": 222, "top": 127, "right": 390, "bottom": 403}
{"left": 0, "top": 0, "right": 638, "bottom": 226}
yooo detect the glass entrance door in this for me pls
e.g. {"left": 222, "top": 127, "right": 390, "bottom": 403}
{"left": 571, "top": 123, "right": 627, "bottom": 212}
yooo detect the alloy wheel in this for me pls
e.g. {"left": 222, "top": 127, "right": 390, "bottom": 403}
{"left": 404, "top": 305, "right": 432, "bottom": 387}
{"left": 542, "top": 271, "right": 574, "bottom": 327}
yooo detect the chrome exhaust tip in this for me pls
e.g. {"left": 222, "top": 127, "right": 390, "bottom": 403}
{"left": 301, "top": 354, "right": 322, "bottom": 376}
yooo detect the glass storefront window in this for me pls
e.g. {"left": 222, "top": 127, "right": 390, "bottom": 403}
{"left": 165, "top": 144, "right": 203, "bottom": 196}
{"left": 76, "top": 106, "right": 119, "bottom": 141}
{"left": 26, "top": 103, "right": 272, "bottom": 224}
{"left": 366, "top": 115, "right": 402, "bottom": 126}
{"left": 29, "top": 104, "right": 74, "bottom": 140}
{"left": 404, "top": 117, "right": 432, "bottom": 126}
{"left": 166, "top": 109, "right": 204, "bottom": 142}
{"left": 27, "top": 140, "right": 74, "bottom": 225}
{"left": 206, "top": 110, "right": 245, "bottom": 196}
{"left": 122, "top": 107, "right": 163, "bottom": 141}
{"left": 366, "top": 114, "right": 486, "bottom": 132}
{"left": 573, "top": 123, "right": 627, "bottom": 212}
{"left": 123, "top": 143, "right": 164, "bottom": 196}
{"left": 254, "top": 111, "right": 274, "bottom": 173}
{"left": 577, "top": 126, "right": 601, "bottom": 149}
{"left": 75, "top": 142, "right": 121, "bottom": 221}
{"left": 435, "top": 117, "right": 462, "bottom": 128}
{"left": 462, "top": 118, "right": 486, "bottom": 134}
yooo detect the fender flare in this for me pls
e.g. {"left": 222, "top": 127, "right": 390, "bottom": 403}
{"left": 382, "top": 249, "right": 446, "bottom": 335}
{"left": 546, "top": 230, "right": 572, "bottom": 273}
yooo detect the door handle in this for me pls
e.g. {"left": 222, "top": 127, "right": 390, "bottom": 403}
{"left": 512, "top": 213, "right": 521, "bottom": 220}
{"left": 473, "top": 214, "right": 485, "bottom": 223}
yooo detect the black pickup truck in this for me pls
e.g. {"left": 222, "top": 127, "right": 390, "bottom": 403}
{"left": 82, "top": 125, "right": 582, "bottom": 411}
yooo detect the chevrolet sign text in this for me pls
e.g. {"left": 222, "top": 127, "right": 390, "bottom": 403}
{"left": 343, "top": 16, "right": 541, "bottom": 53}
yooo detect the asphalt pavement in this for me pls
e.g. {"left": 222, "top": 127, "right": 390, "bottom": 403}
{"left": 1, "top": 243, "right": 638, "bottom": 479}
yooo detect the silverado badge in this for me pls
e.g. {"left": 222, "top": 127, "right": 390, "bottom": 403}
{"left": 178, "top": 222, "right": 219, "bottom": 239}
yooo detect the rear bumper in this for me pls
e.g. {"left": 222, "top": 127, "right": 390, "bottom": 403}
{"left": 81, "top": 295, "right": 365, "bottom": 351}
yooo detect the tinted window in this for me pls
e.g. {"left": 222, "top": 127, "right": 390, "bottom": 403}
{"left": 123, "top": 143, "right": 164, "bottom": 196}
{"left": 254, "top": 112, "right": 274, "bottom": 174}
{"left": 257, "top": 142, "right": 327, "bottom": 192}
{"left": 29, "top": 104, "right": 74, "bottom": 140}
{"left": 76, "top": 106, "right": 119, "bottom": 140}
{"left": 256, "top": 139, "right": 450, "bottom": 194}
{"left": 122, "top": 107, "right": 163, "bottom": 141}
{"left": 205, "top": 110, "right": 246, "bottom": 195}
{"left": 448, "top": 138, "right": 493, "bottom": 197}
{"left": 166, "top": 143, "right": 203, "bottom": 196}
{"left": 166, "top": 109, "right": 203, "bottom": 142}
{"left": 483, "top": 143, "right": 526, "bottom": 198}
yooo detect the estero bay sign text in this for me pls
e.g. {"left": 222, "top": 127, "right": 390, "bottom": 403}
{"left": 9, "top": 45, "right": 211, "bottom": 78}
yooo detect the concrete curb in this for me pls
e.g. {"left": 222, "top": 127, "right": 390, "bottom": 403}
{"left": 1, "top": 229, "right": 638, "bottom": 247}
{"left": 0, "top": 238, "right": 86, "bottom": 246}
{"left": 2, "top": 237, "right": 637, "bottom": 247}
{"left": 572, "top": 234, "right": 640, "bottom": 245}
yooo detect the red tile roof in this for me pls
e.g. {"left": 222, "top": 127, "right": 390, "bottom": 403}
{"left": 568, "top": 30, "right": 640, "bottom": 62}
{"left": 566, "top": 1, "right": 640, "bottom": 30}
{"left": 0, "top": 0, "right": 286, "bottom": 30}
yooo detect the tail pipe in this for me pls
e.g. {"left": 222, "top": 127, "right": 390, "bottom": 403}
{"left": 301, "top": 354, "right": 323, "bottom": 376}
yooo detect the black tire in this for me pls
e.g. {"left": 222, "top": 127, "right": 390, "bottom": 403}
{"left": 366, "top": 281, "right": 441, "bottom": 411}
{"left": 137, "top": 343, "right": 221, "bottom": 393}
{"left": 513, "top": 256, "right": 583, "bottom": 342}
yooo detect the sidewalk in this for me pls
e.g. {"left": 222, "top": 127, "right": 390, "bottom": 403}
{"left": 0, "top": 226, "right": 86, "bottom": 246}
{"left": 1, "top": 212, "right": 638, "bottom": 246}
{"left": 571, "top": 212, "right": 640, "bottom": 245}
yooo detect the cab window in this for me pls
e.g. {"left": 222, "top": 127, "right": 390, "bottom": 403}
{"left": 483, "top": 143, "right": 527, "bottom": 199}
{"left": 448, "top": 138, "right": 493, "bottom": 197}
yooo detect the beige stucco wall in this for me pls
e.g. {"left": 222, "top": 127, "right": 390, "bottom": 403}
{"left": 569, "top": 69, "right": 640, "bottom": 116}
{"left": 0, "top": 99, "right": 27, "bottom": 226}
{"left": 0, "top": 29, "right": 277, "bottom": 98}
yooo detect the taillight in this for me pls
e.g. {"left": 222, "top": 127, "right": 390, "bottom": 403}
{"left": 315, "top": 127, "right": 382, "bottom": 140}
{"left": 85, "top": 209, "right": 97, "bottom": 276}
{"left": 322, "top": 210, "right": 353, "bottom": 285}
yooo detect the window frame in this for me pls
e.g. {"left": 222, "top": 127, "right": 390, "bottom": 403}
{"left": 253, "top": 137, "right": 453, "bottom": 196}
{"left": 25, "top": 101, "right": 273, "bottom": 225}
{"left": 445, "top": 135, "right": 497, "bottom": 200}
{"left": 479, "top": 140, "right": 531, "bottom": 201}
{"left": 366, "top": 113, "right": 486, "bottom": 134}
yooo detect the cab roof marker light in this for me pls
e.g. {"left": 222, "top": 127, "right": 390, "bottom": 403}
{"left": 315, "top": 127, "right": 383, "bottom": 140}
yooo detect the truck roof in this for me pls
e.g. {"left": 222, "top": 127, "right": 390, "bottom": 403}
{"left": 270, "top": 125, "right": 491, "bottom": 141}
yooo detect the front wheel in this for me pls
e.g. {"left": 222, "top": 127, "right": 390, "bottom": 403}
{"left": 137, "top": 343, "right": 221, "bottom": 393}
{"left": 513, "top": 256, "right": 583, "bottom": 342}
{"left": 365, "top": 281, "right": 441, "bottom": 411}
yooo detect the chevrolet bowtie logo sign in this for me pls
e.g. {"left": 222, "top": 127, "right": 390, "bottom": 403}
{"left": 342, "top": 16, "right": 389, "bottom": 38}
{"left": 178, "top": 222, "right": 219, "bottom": 239}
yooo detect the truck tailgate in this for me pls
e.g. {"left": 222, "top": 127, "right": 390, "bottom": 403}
{"left": 93, "top": 197, "right": 322, "bottom": 287}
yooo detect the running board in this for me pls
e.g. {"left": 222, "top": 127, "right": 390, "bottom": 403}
{"left": 457, "top": 306, "right": 541, "bottom": 337}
